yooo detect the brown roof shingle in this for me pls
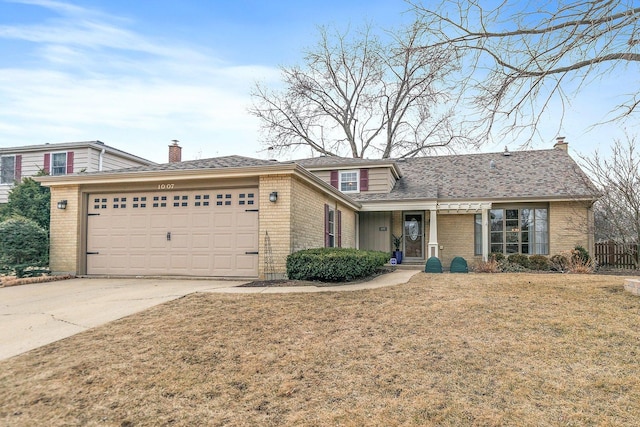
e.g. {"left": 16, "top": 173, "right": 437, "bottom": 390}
{"left": 350, "top": 149, "right": 598, "bottom": 202}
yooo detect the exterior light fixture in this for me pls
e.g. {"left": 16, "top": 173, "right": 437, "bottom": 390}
{"left": 269, "top": 192, "right": 278, "bottom": 203}
{"left": 57, "top": 200, "right": 68, "bottom": 210}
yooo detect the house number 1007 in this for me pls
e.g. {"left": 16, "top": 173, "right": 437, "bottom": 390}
{"left": 157, "top": 184, "right": 175, "bottom": 190}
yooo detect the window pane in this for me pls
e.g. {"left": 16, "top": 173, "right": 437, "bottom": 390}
{"left": 534, "top": 208, "right": 549, "bottom": 254}
{"left": 491, "top": 244, "right": 503, "bottom": 254}
{"left": 474, "top": 214, "right": 482, "bottom": 255}
{"left": 328, "top": 209, "right": 335, "bottom": 247}
{"left": 490, "top": 209, "right": 503, "bottom": 231}
{"left": 1, "top": 156, "right": 15, "bottom": 184}
{"left": 520, "top": 209, "right": 533, "bottom": 232}
{"left": 51, "top": 153, "right": 67, "bottom": 176}
{"left": 340, "top": 171, "right": 358, "bottom": 192}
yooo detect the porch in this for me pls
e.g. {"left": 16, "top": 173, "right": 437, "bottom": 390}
{"left": 358, "top": 202, "right": 491, "bottom": 269}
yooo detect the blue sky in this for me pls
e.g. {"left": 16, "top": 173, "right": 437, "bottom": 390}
{"left": 0, "top": 0, "right": 634, "bottom": 163}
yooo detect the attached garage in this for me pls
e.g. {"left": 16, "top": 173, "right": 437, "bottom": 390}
{"left": 86, "top": 188, "right": 259, "bottom": 277}
{"left": 39, "top": 155, "right": 360, "bottom": 279}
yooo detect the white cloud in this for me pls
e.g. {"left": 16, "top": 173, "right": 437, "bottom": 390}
{"left": 0, "top": 0, "right": 277, "bottom": 162}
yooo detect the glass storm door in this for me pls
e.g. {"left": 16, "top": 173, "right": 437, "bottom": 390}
{"left": 404, "top": 212, "right": 424, "bottom": 260}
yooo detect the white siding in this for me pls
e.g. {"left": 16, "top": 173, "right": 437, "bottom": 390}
{"left": 0, "top": 144, "right": 153, "bottom": 203}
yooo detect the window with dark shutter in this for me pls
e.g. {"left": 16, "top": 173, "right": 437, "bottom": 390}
{"left": 359, "top": 169, "right": 368, "bottom": 191}
{"left": 66, "top": 152, "right": 74, "bottom": 174}
{"left": 15, "top": 155, "right": 21, "bottom": 181}
{"left": 337, "top": 210, "right": 342, "bottom": 248}
{"left": 324, "top": 204, "right": 330, "bottom": 247}
{"left": 330, "top": 170, "right": 339, "bottom": 188}
{"left": 43, "top": 153, "right": 50, "bottom": 173}
{"left": 0, "top": 156, "right": 15, "bottom": 184}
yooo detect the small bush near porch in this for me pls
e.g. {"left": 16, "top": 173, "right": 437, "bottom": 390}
{"left": 1, "top": 273, "right": 639, "bottom": 426}
{"left": 287, "top": 247, "right": 388, "bottom": 281}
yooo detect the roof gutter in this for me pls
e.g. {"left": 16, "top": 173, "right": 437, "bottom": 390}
{"left": 35, "top": 162, "right": 361, "bottom": 211}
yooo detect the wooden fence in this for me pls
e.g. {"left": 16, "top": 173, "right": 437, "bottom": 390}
{"left": 594, "top": 242, "right": 639, "bottom": 269}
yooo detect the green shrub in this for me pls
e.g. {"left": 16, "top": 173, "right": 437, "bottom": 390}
{"left": 507, "top": 253, "right": 530, "bottom": 269}
{"left": 286, "top": 248, "right": 388, "bottom": 282}
{"left": 572, "top": 245, "right": 591, "bottom": 263}
{"left": 0, "top": 217, "right": 49, "bottom": 276}
{"left": 528, "top": 255, "right": 550, "bottom": 271}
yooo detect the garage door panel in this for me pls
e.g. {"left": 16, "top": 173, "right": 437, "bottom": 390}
{"left": 148, "top": 254, "right": 169, "bottom": 269}
{"left": 213, "top": 212, "right": 233, "bottom": 228}
{"left": 191, "top": 234, "right": 210, "bottom": 249}
{"left": 150, "top": 215, "right": 170, "bottom": 228}
{"left": 87, "top": 189, "right": 259, "bottom": 277}
{"left": 237, "top": 213, "right": 258, "bottom": 227}
{"left": 235, "top": 255, "right": 259, "bottom": 275}
{"left": 213, "top": 234, "right": 233, "bottom": 250}
{"left": 236, "top": 232, "right": 258, "bottom": 249}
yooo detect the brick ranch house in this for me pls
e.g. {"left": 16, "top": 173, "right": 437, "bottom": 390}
{"left": 38, "top": 139, "right": 599, "bottom": 279}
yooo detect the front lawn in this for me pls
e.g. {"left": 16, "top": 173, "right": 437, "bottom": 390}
{"left": 1, "top": 273, "right": 639, "bottom": 426}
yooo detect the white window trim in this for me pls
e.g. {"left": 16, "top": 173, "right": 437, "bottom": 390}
{"left": 328, "top": 207, "right": 336, "bottom": 247}
{"left": 50, "top": 151, "right": 68, "bottom": 176}
{"left": 339, "top": 169, "right": 360, "bottom": 193}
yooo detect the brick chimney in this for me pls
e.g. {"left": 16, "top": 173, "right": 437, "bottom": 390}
{"left": 168, "top": 140, "right": 182, "bottom": 163}
{"left": 554, "top": 136, "right": 568, "bottom": 152}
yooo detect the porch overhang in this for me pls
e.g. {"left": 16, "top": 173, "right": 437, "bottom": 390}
{"left": 437, "top": 201, "right": 492, "bottom": 214}
{"left": 358, "top": 200, "right": 491, "bottom": 213}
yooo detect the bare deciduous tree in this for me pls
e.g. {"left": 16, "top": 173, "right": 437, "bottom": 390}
{"left": 580, "top": 134, "right": 640, "bottom": 266}
{"left": 412, "top": 0, "right": 640, "bottom": 143}
{"left": 250, "top": 23, "right": 465, "bottom": 158}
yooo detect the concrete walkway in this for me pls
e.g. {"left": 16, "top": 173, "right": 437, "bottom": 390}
{"left": 0, "top": 270, "right": 421, "bottom": 360}
{"left": 209, "top": 268, "right": 421, "bottom": 293}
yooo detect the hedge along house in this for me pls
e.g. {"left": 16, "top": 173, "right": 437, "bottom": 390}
{"left": 38, "top": 148, "right": 360, "bottom": 279}
{"left": 39, "top": 139, "right": 599, "bottom": 279}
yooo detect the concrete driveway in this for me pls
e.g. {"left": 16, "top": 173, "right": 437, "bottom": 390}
{"left": 0, "top": 278, "right": 246, "bottom": 361}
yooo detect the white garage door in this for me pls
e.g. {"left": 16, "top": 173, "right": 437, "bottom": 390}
{"left": 87, "top": 189, "right": 259, "bottom": 277}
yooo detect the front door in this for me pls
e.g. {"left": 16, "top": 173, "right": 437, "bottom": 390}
{"left": 404, "top": 212, "right": 424, "bottom": 260}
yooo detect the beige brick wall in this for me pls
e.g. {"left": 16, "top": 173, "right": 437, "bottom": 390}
{"left": 549, "top": 201, "right": 592, "bottom": 255}
{"left": 259, "top": 175, "right": 293, "bottom": 280}
{"left": 291, "top": 177, "right": 324, "bottom": 252}
{"left": 437, "top": 213, "right": 477, "bottom": 268}
{"left": 338, "top": 202, "right": 356, "bottom": 249}
{"left": 290, "top": 177, "right": 357, "bottom": 252}
{"left": 49, "top": 185, "right": 82, "bottom": 274}
{"left": 259, "top": 175, "right": 358, "bottom": 279}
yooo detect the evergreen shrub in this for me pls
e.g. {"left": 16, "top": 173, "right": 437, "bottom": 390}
{"left": 286, "top": 248, "right": 388, "bottom": 282}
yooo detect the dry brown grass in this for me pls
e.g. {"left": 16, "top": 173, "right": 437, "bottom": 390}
{"left": 2, "top": 273, "right": 640, "bottom": 426}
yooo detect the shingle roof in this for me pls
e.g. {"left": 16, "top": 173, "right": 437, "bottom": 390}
{"left": 350, "top": 149, "right": 598, "bottom": 202}
{"left": 84, "top": 155, "right": 287, "bottom": 175}
{"left": 77, "top": 149, "right": 598, "bottom": 202}
{"left": 296, "top": 156, "right": 395, "bottom": 168}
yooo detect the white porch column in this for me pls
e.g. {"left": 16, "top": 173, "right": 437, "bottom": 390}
{"left": 428, "top": 209, "right": 438, "bottom": 258}
{"left": 482, "top": 208, "right": 490, "bottom": 261}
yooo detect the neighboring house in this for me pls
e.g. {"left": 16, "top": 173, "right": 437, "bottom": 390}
{"left": 38, "top": 138, "right": 599, "bottom": 279}
{"left": 0, "top": 141, "right": 155, "bottom": 204}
